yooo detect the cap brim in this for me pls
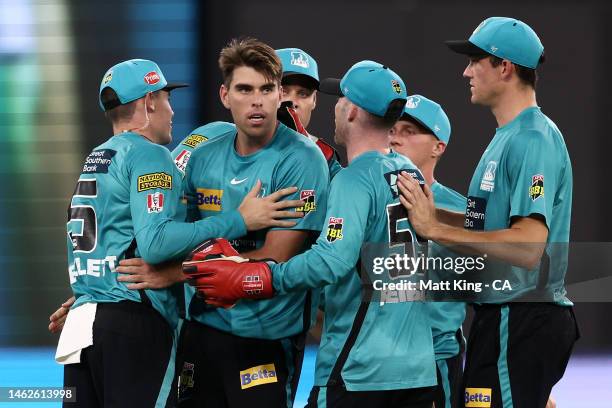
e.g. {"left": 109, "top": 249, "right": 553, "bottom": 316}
{"left": 318, "top": 78, "right": 343, "bottom": 96}
{"left": 444, "top": 40, "right": 488, "bottom": 56}
{"left": 163, "top": 82, "right": 189, "bottom": 91}
{"left": 282, "top": 73, "right": 319, "bottom": 90}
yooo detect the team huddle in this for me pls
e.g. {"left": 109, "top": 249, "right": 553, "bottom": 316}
{"left": 49, "top": 16, "right": 579, "bottom": 408}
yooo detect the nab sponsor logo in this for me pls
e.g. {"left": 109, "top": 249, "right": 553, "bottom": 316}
{"left": 465, "top": 388, "right": 492, "bottom": 407}
{"left": 196, "top": 188, "right": 223, "bottom": 211}
{"left": 144, "top": 71, "right": 161, "bottom": 85}
{"left": 240, "top": 364, "right": 277, "bottom": 390}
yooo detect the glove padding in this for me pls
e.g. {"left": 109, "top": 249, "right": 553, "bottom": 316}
{"left": 277, "top": 101, "right": 307, "bottom": 136}
{"left": 182, "top": 238, "right": 274, "bottom": 308}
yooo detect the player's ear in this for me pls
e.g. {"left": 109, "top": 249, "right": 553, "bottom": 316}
{"left": 347, "top": 103, "right": 358, "bottom": 123}
{"left": 219, "top": 84, "right": 231, "bottom": 109}
{"left": 432, "top": 140, "right": 446, "bottom": 159}
{"left": 144, "top": 92, "right": 155, "bottom": 113}
{"left": 312, "top": 90, "right": 317, "bottom": 109}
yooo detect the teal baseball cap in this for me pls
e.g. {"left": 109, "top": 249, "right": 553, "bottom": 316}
{"left": 445, "top": 17, "right": 545, "bottom": 69}
{"left": 98, "top": 59, "right": 188, "bottom": 111}
{"left": 276, "top": 48, "right": 319, "bottom": 89}
{"left": 400, "top": 95, "right": 451, "bottom": 144}
{"left": 319, "top": 60, "right": 407, "bottom": 120}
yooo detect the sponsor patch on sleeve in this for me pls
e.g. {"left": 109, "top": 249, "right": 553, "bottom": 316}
{"left": 182, "top": 134, "right": 208, "bottom": 148}
{"left": 240, "top": 363, "right": 277, "bottom": 390}
{"left": 82, "top": 149, "right": 116, "bottom": 174}
{"left": 174, "top": 150, "right": 192, "bottom": 174}
{"left": 326, "top": 217, "right": 344, "bottom": 242}
{"left": 147, "top": 192, "right": 164, "bottom": 213}
{"left": 465, "top": 388, "right": 492, "bottom": 407}
{"left": 529, "top": 174, "right": 544, "bottom": 201}
{"left": 137, "top": 172, "right": 173, "bottom": 192}
{"left": 296, "top": 190, "right": 316, "bottom": 213}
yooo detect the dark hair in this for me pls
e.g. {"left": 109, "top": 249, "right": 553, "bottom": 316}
{"left": 219, "top": 37, "right": 282, "bottom": 87}
{"left": 366, "top": 100, "right": 406, "bottom": 130}
{"left": 101, "top": 88, "right": 136, "bottom": 122}
{"left": 488, "top": 55, "right": 538, "bottom": 89}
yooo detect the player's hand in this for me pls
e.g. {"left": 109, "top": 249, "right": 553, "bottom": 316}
{"left": 239, "top": 180, "right": 305, "bottom": 231}
{"left": 48, "top": 296, "right": 75, "bottom": 334}
{"left": 397, "top": 171, "right": 437, "bottom": 239}
{"left": 183, "top": 238, "right": 274, "bottom": 307}
{"left": 277, "top": 101, "right": 308, "bottom": 136}
{"left": 546, "top": 396, "right": 556, "bottom": 408}
{"left": 116, "top": 258, "right": 185, "bottom": 290}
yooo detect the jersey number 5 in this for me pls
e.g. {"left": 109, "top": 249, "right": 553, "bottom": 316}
{"left": 67, "top": 179, "right": 98, "bottom": 253}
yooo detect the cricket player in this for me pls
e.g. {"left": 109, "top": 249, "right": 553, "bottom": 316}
{"left": 277, "top": 47, "right": 343, "bottom": 178}
{"left": 390, "top": 95, "right": 466, "bottom": 408}
{"left": 184, "top": 60, "right": 439, "bottom": 408}
{"left": 173, "top": 38, "right": 329, "bottom": 407}
{"left": 397, "top": 17, "right": 579, "bottom": 408}
{"left": 58, "top": 59, "right": 301, "bottom": 407}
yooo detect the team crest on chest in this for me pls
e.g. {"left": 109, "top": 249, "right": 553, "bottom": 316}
{"left": 480, "top": 161, "right": 497, "bottom": 192}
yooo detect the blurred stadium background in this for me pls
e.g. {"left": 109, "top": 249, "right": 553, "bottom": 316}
{"left": 0, "top": 0, "right": 610, "bottom": 406}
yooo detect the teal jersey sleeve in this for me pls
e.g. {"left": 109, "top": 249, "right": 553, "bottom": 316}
{"left": 127, "top": 144, "right": 245, "bottom": 264}
{"left": 505, "top": 130, "right": 561, "bottom": 228}
{"left": 270, "top": 144, "right": 330, "bottom": 232}
{"left": 271, "top": 168, "right": 371, "bottom": 292}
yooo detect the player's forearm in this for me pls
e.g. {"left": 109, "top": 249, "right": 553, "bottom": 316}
{"left": 436, "top": 208, "right": 465, "bottom": 228}
{"left": 428, "top": 223, "right": 547, "bottom": 270}
{"left": 136, "top": 210, "right": 246, "bottom": 264}
{"left": 272, "top": 248, "right": 353, "bottom": 294}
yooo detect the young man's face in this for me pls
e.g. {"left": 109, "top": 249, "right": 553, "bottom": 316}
{"left": 389, "top": 119, "right": 440, "bottom": 169}
{"left": 281, "top": 76, "right": 317, "bottom": 129}
{"left": 463, "top": 56, "right": 503, "bottom": 106}
{"left": 220, "top": 66, "right": 281, "bottom": 140}
{"left": 149, "top": 90, "right": 174, "bottom": 145}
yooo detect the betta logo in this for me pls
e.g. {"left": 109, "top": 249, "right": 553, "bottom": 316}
{"left": 144, "top": 71, "right": 161, "bottom": 85}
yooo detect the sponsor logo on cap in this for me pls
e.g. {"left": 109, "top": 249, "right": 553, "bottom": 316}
{"left": 144, "top": 71, "right": 161, "bottom": 85}
{"left": 326, "top": 217, "right": 344, "bottom": 242}
{"left": 391, "top": 79, "right": 402, "bottom": 95}
{"left": 434, "top": 125, "right": 441, "bottom": 133}
{"left": 465, "top": 387, "right": 492, "bottom": 407}
{"left": 196, "top": 188, "right": 223, "bottom": 211}
{"left": 147, "top": 192, "right": 164, "bottom": 213}
{"left": 529, "top": 174, "right": 544, "bottom": 201}
{"left": 240, "top": 364, "right": 277, "bottom": 389}
{"left": 137, "top": 172, "right": 172, "bottom": 192}
{"left": 103, "top": 72, "right": 113, "bottom": 84}
{"left": 406, "top": 96, "right": 421, "bottom": 109}
{"left": 490, "top": 46, "right": 498, "bottom": 53}
{"left": 290, "top": 51, "right": 309, "bottom": 68}
{"left": 182, "top": 134, "right": 208, "bottom": 148}
{"left": 296, "top": 190, "right": 316, "bottom": 213}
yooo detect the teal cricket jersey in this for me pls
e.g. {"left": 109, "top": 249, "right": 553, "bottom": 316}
{"left": 272, "top": 151, "right": 437, "bottom": 391}
{"left": 464, "top": 107, "right": 573, "bottom": 304}
{"left": 67, "top": 132, "right": 247, "bottom": 328}
{"left": 429, "top": 182, "right": 467, "bottom": 360}
{"left": 184, "top": 122, "right": 330, "bottom": 339}
{"left": 171, "top": 121, "right": 235, "bottom": 221}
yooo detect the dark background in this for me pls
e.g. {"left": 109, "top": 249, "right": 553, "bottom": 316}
{"left": 1, "top": 0, "right": 610, "bottom": 350}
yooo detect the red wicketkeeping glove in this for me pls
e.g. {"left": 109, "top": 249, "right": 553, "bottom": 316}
{"left": 182, "top": 238, "right": 275, "bottom": 308}
{"left": 277, "top": 101, "right": 308, "bottom": 136}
